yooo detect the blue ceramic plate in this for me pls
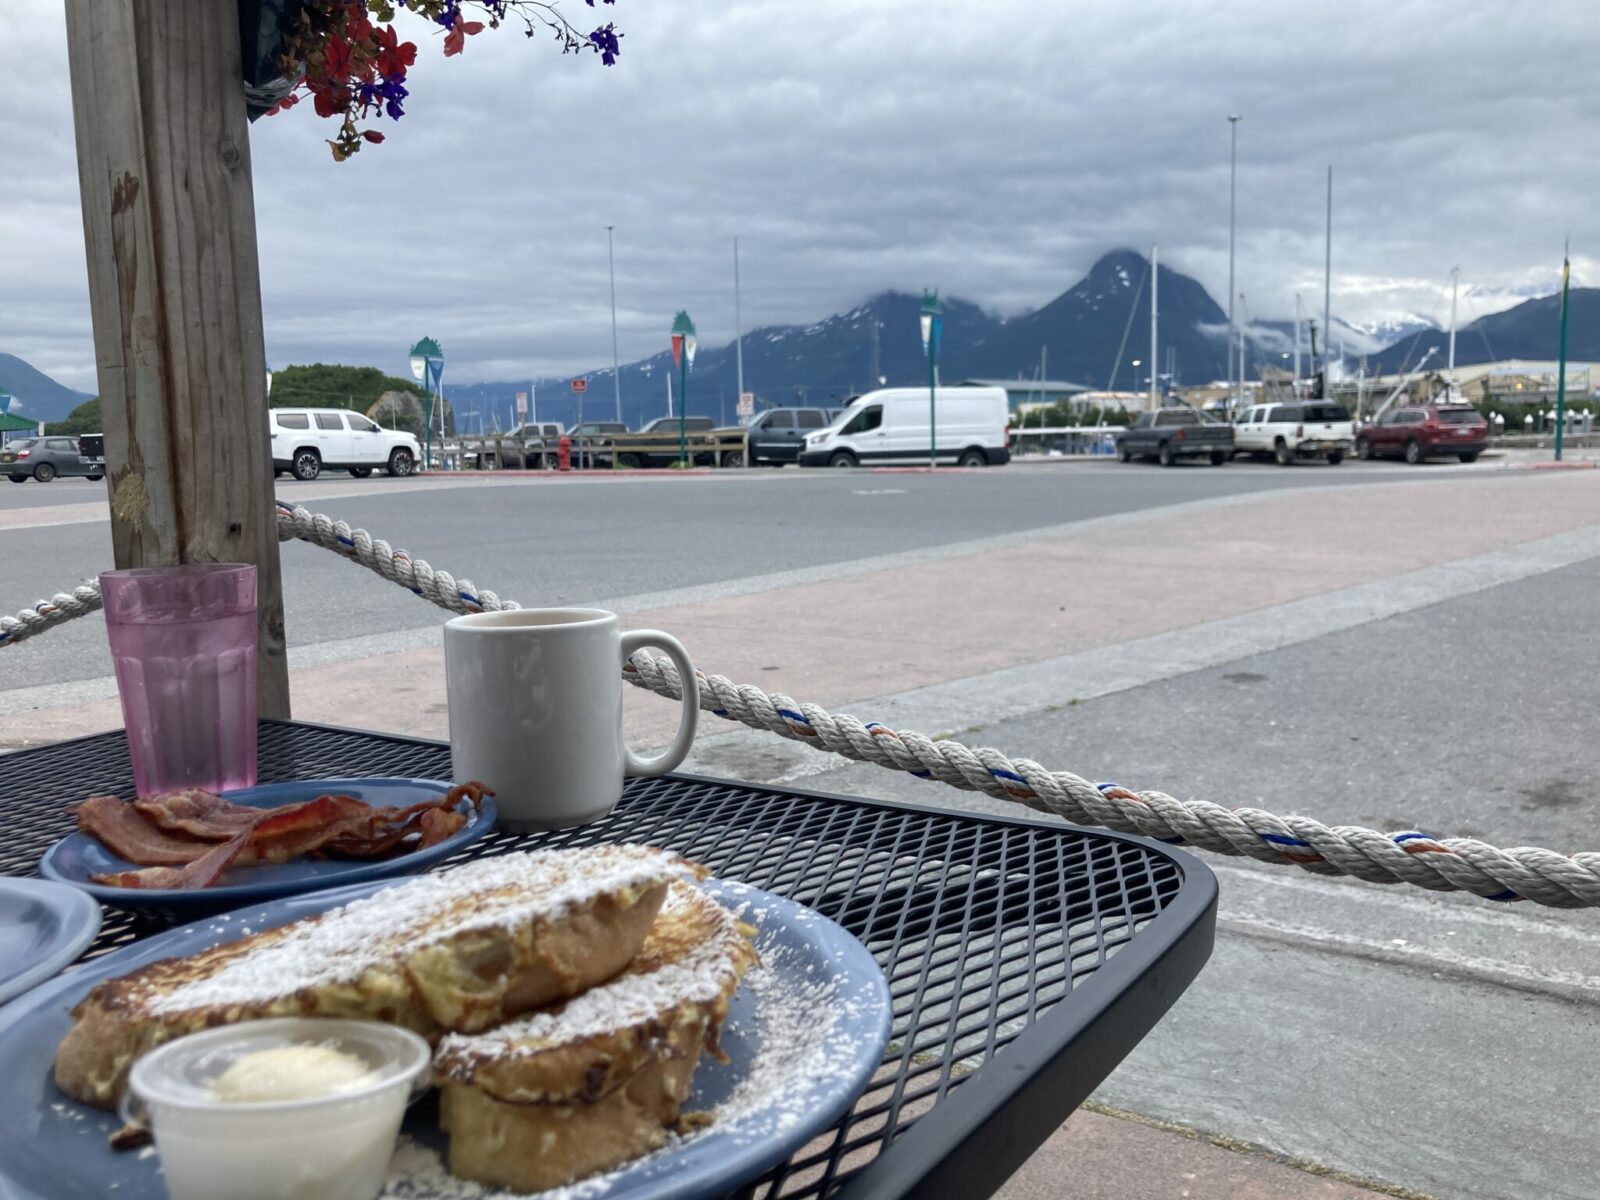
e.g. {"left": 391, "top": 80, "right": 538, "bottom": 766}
{"left": 0, "top": 878, "right": 102, "bottom": 1006}
{"left": 0, "top": 875, "right": 892, "bottom": 1200}
{"left": 38, "top": 778, "right": 495, "bottom": 916}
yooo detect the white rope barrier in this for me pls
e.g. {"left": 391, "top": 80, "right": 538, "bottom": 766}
{"left": 7, "top": 500, "right": 1599, "bottom": 908}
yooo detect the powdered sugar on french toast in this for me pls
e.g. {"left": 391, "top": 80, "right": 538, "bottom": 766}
{"left": 433, "top": 882, "right": 747, "bottom": 1073}
{"left": 145, "top": 846, "right": 686, "bottom": 1016}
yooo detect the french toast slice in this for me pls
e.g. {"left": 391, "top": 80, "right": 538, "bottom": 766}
{"left": 434, "top": 879, "right": 758, "bottom": 1193}
{"left": 55, "top": 845, "right": 692, "bottom": 1109}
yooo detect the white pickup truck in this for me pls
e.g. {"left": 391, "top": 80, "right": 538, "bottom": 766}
{"left": 1233, "top": 401, "right": 1354, "bottom": 465}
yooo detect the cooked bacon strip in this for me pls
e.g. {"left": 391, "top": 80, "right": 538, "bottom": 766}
{"left": 233, "top": 796, "right": 364, "bottom": 866}
{"left": 76, "top": 782, "right": 492, "bottom": 885}
{"left": 132, "top": 788, "right": 266, "bottom": 842}
{"left": 316, "top": 784, "right": 488, "bottom": 858}
{"left": 73, "top": 796, "right": 216, "bottom": 866}
{"left": 417, "top": 806, "right": 468, "bottom": 847}
{"left": 89, "top": 829, "right": 252, "bottom": 890}
{"left": 320, "top": 807, "right": 432, "bottom": 859}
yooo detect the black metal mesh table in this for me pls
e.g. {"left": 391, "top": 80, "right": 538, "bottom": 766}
{"left": 0, "top": 721, "right": 1216, "bottom": 1199}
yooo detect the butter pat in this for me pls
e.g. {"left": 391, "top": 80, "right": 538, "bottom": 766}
{"left": 210, "top": 1045, "right": 374, "bottom": 1104}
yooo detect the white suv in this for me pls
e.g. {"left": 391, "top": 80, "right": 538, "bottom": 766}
{"left": 1233, "top": 401, "right": 1354, "bottom": 466}
{"left": 270, "top": 408, "right": 423, "bottom": 480}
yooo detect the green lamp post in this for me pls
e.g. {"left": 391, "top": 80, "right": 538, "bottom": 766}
{"left": 919, "top": 290, "right": 943, "bottom": 469}
{"left": 670, "top": 311, "right": 697, "bottom": 468}
{"left": 408, "top": 337, "right": 443, "bottom": 470}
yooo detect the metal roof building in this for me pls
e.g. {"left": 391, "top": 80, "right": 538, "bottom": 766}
{"left": 958, "top": 379, "right": 1094, "bottom": 410}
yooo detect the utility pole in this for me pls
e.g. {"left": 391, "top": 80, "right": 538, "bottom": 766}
{"left": 606, "top": 225, "right": 622, "bottom": 424}
{"left": 733, "top": 237, "right": 745, "bottom": 417}
{"left": 1227, "top": 114, "right": 1241, "bottom": 412}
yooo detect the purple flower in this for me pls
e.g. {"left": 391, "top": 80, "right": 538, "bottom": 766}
{"left": 380, "top": 76, "right": 409, "bottom": 119}
{"left": 588, "top": 23, "right": 621, "bottom": 65}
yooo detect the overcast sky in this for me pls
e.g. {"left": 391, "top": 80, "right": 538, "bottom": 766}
{"left": 5, "top": 0, "right": 1598, "bottom": 392}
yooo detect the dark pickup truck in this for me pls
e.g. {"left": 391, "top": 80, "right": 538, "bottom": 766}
{"left": 1115, "top": 409, "right": 1233, "bottom": 466}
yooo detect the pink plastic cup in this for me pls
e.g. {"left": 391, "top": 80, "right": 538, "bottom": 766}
{"left": 100, "top": 564, "right": 259, "bottom": 797}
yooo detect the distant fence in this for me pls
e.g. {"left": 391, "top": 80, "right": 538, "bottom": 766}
{"left": 1011, "top": 426, "right": 1126, "bottom": 456}
{"left": 442, "top": 430, "right": 749, "bottom": 471}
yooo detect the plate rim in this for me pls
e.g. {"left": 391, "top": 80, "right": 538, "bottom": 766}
{"left": 36, "top": 776, "right": 496, "bottom": 907}
{"left": 0, "top": 872, "right": 892, "bottom": 1200}
{"left": 0, "top": 877, "right": 102, "bottom": 1006}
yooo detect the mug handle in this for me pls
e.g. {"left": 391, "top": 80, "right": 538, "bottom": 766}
{"left": 620, "top": 630, "right": 699, "bottom": 777}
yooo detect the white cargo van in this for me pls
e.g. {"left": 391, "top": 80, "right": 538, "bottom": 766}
{"left": 798, "top": 387, "right": 1011, "bottom": 468}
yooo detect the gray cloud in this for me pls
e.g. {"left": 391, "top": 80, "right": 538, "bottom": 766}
{"left": 4, "top": 0, "right": 1598, "bottom": 393}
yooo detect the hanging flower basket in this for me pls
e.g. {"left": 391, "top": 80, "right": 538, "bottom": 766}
{"left": 236, "top": 1, "right": 624, "bottom": 159}
{"left": 240, "top": 0, "right": 309, "bottom": 119}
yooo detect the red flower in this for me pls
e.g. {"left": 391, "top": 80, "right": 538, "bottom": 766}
{"left": 443, "top": 14, "right": 485, "bottom": 57}
{"left": 323, "top": 33, "right": 353, "bottom": 81}
{"left": 312, "top": 86, "right": 346, "bottom": 119}
{"left": 375, "top": 26, "right": 417, "bottom": 77}
{"left": 361, "top": 129, "right": 386, "bottom": 144}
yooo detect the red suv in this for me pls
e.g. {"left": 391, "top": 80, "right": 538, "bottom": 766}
{"left": 1355, "top": 405, "right": 1489, "bottom": 465}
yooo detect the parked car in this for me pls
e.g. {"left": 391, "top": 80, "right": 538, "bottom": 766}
{"left": 78, "top": 433, "right": 106, "bottom": 473}
{"left": 1355, "top": 405, "right": 1489, "bottom": 464}
{"left": 742, "top": 407, "right": 844, "bottom": 466}
{"left": 563, "top": 420, "right": 628, "bottom": 469}
{"left": 269, "top": 407, "right": 422, "bottom": 480}
{"left": 1233, "top": 401, "right": 1354, "bottom": 465}
{"left": 1115, "top": 409, "right": 1232, "bottom": 466}
{"left": 798, "top": 387, "right": 1010, "bottom": 467}
{"left": 1, "top": 436, "right": 105, "bottom": 483}
{"left": 465, "top": 422, "right": 564, "bottom": 469}
{"left": 619, "top": 416, "right": 717, "bottom": 468}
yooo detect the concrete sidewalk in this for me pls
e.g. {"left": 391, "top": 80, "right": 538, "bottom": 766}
{"left": 998, "top": 1108, "right": 1408, "bottom": 1200}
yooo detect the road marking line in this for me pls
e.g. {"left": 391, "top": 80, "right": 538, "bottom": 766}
{"left": 1217, "top": 911, "right": 1600, "bottom": 1002}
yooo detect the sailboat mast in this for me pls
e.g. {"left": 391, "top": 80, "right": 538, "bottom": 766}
{"left": 1447, "top": 266, "right": 1459, "bottom": 384}
{"left": 1149, "top": 245, "right": 1159, "bottom": 409}
{"left": 734, "top": 237, "right": 746, "bottom": 412}
{"left": 1294, "top": 293, "right": 1303, "bottom": 397}
{"left": 1040, "top": 345, "right": 1047, "bottom": 430}
{"left": 1322, "top": 166, "right": 1333, "bottom": 386}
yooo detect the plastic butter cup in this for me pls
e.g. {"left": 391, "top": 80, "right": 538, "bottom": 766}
{"left": 122, "top": 1018, "right": 431, "bottom": 1200}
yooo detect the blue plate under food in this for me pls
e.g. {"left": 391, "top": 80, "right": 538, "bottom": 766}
{"left": 38, "top": 778, "right": 495, "bottom": 916}
{"left": 0, "top": 874, "right": 892, "bottom": 1200}
{"left": 0, "top": 878, "right": 102, "bottom": 1006}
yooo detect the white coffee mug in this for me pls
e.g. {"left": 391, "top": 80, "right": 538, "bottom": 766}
{"left": 443, "top": 608, "right": 699, "bottom": 831}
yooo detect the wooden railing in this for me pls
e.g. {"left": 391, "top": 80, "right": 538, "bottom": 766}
{"left": 447, "top": 429, "right": 751, "bottom": 470}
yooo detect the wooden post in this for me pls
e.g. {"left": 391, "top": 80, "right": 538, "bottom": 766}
{"left": 65, "top": 0, "right": 290, "bottom": 717}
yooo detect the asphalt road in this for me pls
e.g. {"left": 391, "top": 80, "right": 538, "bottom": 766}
{"left": 0, "top": 459, "right": 1518, "bottom": 687}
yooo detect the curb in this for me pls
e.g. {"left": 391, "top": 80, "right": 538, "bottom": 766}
{"left": 418, "top": 468, "right": 715, "bottom": 479}
{"left": 1497, "top": 460, "right": 1597, "bottom": 472}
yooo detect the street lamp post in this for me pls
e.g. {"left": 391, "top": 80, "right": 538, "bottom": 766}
{"left": 670, "top": 311, "right": 697, "bottom": 468}
{"left": 606, "top": 226, "right": 622, "bottom": 425}
{"left": 408, "top": 337, "right": 443, "bottom": 470}
{"left": 920, "top": 289, "right": 942, "bottom": 469}
{"left": 1131, "top": 358, "right": 1142, "bottom": 397}
{"left": 1227, "top": 114, "right": 1240, "bottom": 415}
